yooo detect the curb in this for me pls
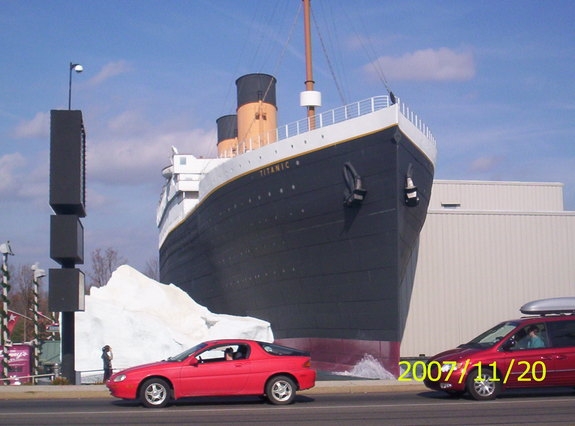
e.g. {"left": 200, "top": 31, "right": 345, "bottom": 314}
{"left": 303, "top": 380, "right": 427, "bottom": 395}
{"left": 0, "top": 381, "right": 428, "bottom": 400}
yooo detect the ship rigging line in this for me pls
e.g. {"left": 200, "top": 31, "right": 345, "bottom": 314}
{"left": 238, "top": 2, "right": 301, "bottom": 147}
{"left": 347, "top": 3, "right": 395, "bottom": 98}
{"left": 311, "top": 8, "right": 347, "bottom": 106}
{"left": 266, "top": 2, "right": 301, "bottom": 99}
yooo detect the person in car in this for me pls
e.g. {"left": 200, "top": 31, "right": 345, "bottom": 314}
{"left": 224, "top": 347, "right": 234, "bottom": 360}
{"left": 527, "top": 325, "right": 545, "bottom": 348}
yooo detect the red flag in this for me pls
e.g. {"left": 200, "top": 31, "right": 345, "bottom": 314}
{"left": 7, "top": 311, "right": 20, "bottom": 335}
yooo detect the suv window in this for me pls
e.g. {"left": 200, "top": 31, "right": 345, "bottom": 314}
{"left": 508, "top": 323, "right": 547, "bottom": 350}
{"left": 547, "top": 319, "right": 575, "bottom": 348}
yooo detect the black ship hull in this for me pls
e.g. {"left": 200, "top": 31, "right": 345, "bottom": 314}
{"left": 160, "top": 125, "right": 434, "bottom": 374}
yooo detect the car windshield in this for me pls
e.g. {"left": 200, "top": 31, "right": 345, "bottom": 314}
{"left": 459, "top": 321, "right": 519, "bottom": 349}
{"left": 166, "top": 342, "right": 207, "bottom": 362}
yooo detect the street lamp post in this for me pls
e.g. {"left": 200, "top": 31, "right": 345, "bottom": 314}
{"left": 31, "top": 263, "right": 46, "bottom": 384}
{"left": 0, "top": 241, "right": 14, "bottom": 384}
{"left": 68, "top": 62, "right": 83, "bottom": 110}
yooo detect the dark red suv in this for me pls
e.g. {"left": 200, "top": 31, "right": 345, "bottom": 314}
{"left": 424, "top": 298, "right": 575, "bottom": 400}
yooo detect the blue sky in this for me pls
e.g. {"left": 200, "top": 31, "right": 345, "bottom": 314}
{"left": 1, "top": 0, "right": 574, "bottom": 277}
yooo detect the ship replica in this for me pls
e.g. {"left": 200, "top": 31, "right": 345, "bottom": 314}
{"left": 157, "top": 0, "right": 437, "bottom": 374}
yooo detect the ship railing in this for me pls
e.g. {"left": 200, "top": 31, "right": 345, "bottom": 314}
{"left": 219, "top": 95, "right": 435, "bottom": 158}
{"left": 399, "top": 100, "right": 436, "bottom": 144}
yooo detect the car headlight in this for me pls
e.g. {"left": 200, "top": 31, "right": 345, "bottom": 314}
{"left": 440, "top": 361, "right": 467, "bottom": 373}
{"left": 113, "top": 374, "right": 126, "bottom": 382}
{"left": 441, "top": 363, "right": 455, "bottom": 373}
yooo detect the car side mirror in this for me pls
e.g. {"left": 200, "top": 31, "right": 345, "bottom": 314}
{"left": 501, "top": 337, "right": 516, "bottom": 351}
{"left": 189, "top": 357, "right": 199, "bottom": 366}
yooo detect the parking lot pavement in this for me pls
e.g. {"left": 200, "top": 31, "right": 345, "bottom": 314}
{"left": 0, "top": 380, "right": 427, "bottom": 400}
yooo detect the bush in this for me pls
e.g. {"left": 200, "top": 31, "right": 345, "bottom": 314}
{"left": 51, "top": 376, "right": 70, "bottom": 385}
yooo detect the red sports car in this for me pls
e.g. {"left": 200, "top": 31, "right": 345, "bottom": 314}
{"left": 106, "top": 339, "right": 316, "bottom": 408}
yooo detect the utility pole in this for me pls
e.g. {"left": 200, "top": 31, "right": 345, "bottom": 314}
{"left": 0, "top": 241, "right": 14, "bottom": 384}
{"left": 31, "top": 263, "right": 46, "bottom": 383}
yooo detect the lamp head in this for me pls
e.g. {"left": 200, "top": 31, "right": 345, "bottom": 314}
{"left": 0, "top": 241, "right": 14, "bottom": 256}
{"left": 31, "top": 262, "right": 46, "bottom": 280}
{"left": 70, "top": 63, "right": 83, "bottom": 73}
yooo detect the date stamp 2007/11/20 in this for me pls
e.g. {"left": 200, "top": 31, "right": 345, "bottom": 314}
{"left": 398, "top": 359, "right": 547, "bottom": 384}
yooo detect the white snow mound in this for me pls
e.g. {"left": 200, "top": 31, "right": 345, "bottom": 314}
{"left": 75, "top": 265, "right": 274, "bottom": 372}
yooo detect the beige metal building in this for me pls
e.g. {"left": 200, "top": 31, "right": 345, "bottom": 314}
{"left": 401, "top": 180, "right": 575, "bottom": 358}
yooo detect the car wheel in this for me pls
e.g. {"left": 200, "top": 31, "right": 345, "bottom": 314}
{"left": 140, "top": 378, "right": 171, "bottom": 408}
{"left": 266, "top": 375, "right": 296, "bottom": 405}
{"left": 466, "top": 368, "right": 501, "bottom": 401}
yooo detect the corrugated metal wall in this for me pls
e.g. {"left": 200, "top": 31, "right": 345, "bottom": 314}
{"left": 429, "top": 180, "right": 564, "bottom": 211}
{"left": 401, "top": 181, "right": 575, "bottom": 358}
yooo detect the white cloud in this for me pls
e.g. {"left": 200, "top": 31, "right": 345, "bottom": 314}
{"left": 0, "top": 153, "right": 26, "bottom": 196}
{"left": 87, "top": 127, "right": 216, "bottom": 185}
{"left": 88, "top": 60, "right": 132, "bottom": 86}
{"left": 13, "top": 112, "right": 49, "bottom": 139}
{"left": 107, "top": 110, "right": 150, "bottom": 135}
{"left": 364, "top": 47, "right": 475, "bottom": 81}
{"left": 0, "top": 150, "right": 50, "bottom": 206}
{"left": 468, "top": 156, "right": 504, "bottom": 173}
{"left": 84, "top": 186, "right": 109, "bottom": 210}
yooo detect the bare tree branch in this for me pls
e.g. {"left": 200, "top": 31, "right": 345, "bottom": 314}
{"left": 87, "top": 248, "right": 127, "bottom": 290}
{"left": 143, "top": 257, "right": 159, "bottom": 281}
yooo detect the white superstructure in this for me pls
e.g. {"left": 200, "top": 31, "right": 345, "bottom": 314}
{"left": 157, "top": 96, "right": 437, "bottom": 248}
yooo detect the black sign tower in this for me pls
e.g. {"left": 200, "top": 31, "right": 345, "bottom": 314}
{"left": 48, "top": 109, "right": 86, "bottom": 384}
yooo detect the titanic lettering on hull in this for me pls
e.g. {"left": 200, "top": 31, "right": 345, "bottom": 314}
{"left": 259, "top": 160, "right": 291, "bottom": 177}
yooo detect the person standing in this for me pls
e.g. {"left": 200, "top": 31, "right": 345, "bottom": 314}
{"left": 102, "top": 345, "right": 113, "bottom": 381}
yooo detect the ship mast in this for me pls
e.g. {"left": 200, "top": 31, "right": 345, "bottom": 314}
{"left": 300, "top": 0, "right": 321, "bottom": 129}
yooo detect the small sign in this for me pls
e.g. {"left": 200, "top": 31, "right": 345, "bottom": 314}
{"left": 46, "top": 324, "right": 60, "bottom": 333}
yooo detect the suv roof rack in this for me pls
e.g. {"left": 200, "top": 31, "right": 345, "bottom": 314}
{"left": 520, "top": 297, "right": 575, "bottom": 316}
